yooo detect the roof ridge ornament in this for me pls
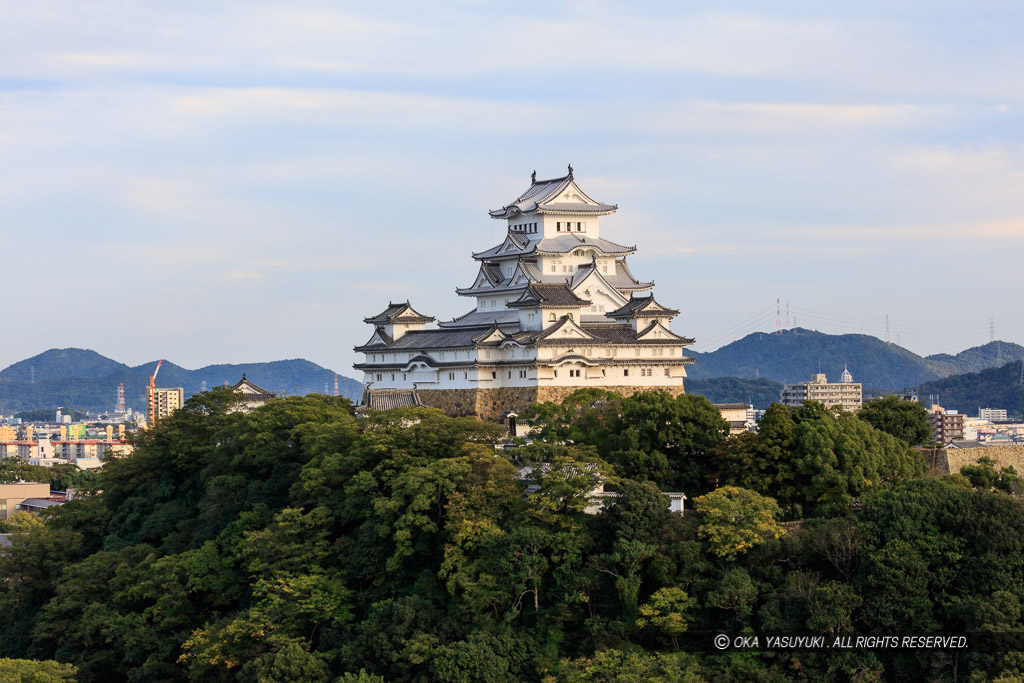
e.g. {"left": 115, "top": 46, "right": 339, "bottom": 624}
{"left": 531, "top": 170, "right": 536, "bottom": 183}
{"left": 567, "top": 163, "right": 573, "bottom": 178}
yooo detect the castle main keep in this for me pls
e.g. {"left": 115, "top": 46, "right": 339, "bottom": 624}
{"left": 355, "top": 167, "right": 695, "bottom": 419}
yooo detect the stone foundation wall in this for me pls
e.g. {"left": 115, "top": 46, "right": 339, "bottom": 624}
{"left": 474, "top": 387, "right": 540, "bottom": 421}
{"left": 414, "top": 389, "right": 481, "bottom": 418}
{"left": 926, "top": 445, "right": 1024, "bottom": 475}
{"left": 416, "top": 385, "right": 689, "bottom": 421}
{"left": 535, "top": 384, "right": 687, "bottom": 405}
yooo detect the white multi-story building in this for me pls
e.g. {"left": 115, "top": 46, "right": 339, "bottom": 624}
{"left": 355, "top": 167, "right": 695, "bottom": 419}
{"left": 780, "top": 367, "right": 863, "bottom": 412}
{"left": 978, "top": 407, "right": 1008, "bottom": 421}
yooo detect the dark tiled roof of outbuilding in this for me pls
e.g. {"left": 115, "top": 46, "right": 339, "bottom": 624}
{"left": 364, "top": 390, "right": 421, "bottom": 411}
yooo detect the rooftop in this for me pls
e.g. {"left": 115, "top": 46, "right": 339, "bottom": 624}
{"left": 488, "top": 168, "right": 617, "bottom": 219}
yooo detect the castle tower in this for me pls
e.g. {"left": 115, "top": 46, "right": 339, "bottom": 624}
{"left": 354, "top": 168, "right": 695, "bottom": 419}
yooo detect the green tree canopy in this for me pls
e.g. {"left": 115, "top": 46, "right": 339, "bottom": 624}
{"left": 857, "top": 395, "right": 934, "bottom": 446}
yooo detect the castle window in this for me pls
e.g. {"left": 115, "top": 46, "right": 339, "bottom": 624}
{"left": 492, "top": 371, "right": 497, "bottom": 379}
{"left": 623, "top": 369, "right": 629, "bottom": 377}
{"left": 449, "top": 372, "right": 455, "bottom": 380}
{"left": 664, "top": 368, "right": 670, "bottom": 377}
{"left": 557, "top": 222, "right": 562, "bottom": 231}
{"left": 549, "top": 313, "right": 556, "bottom": 322}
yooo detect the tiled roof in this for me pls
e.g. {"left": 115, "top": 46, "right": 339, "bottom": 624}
{"left": 472, "top": 234, "right": 635, "bottom": 261}
{"left": 508, "top": 283, "right": 590, "bottom": 308}
{"left": 488, "top": 170, "right": 617, "bottom": 219}
{"left": 607, "top": 294, "right": 679, "bottom": 318}
{"left": 364, "top": 390, "right": 421, "bottom": 411}
{"left": 534, "top": 322, "right": 695, "bottom": 347}
{"left": 607, "top": 260, "right": 653, "bottom": 291}
{"left": 438, "top": 309, "right": 520, "bottom": 329}
{"left": 230, "top": 374, "right": 275, "bottom": 399}
{"left": 363, "top": 301, "right": 435, "bottom": 325}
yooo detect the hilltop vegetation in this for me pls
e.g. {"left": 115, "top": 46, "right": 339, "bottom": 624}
{"left": 685, "top": 377, "right": 783, "bottom": 409}
{"left": 1, "top": 389, "right": 1019, "bottom": 681}
{"left": 912, "top": 360, "right": 1024, "bottom": 418}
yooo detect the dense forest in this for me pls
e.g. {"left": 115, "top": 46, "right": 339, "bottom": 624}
{"left": 1, "top": 388, "right": 1022, "bottom": 681}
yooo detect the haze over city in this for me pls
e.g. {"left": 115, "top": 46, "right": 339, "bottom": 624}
{"left": 3, "top": 1, "right": 1022, "bottom": 374}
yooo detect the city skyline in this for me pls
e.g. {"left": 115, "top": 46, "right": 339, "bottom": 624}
{"left": 2, "top": 2, "right": 1022, "bottom": 374}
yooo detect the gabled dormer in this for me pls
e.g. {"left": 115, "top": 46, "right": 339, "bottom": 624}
{"left": 636, "top": 320, "right": 694, "bottom": 344}
{"left": 534, "top": 315, "right": 599, "bottom": 342}
{"left": 363, "top": 301, "right": 435, "bottom": 341}
{"left": 508, "top": 283, "right": 590, "bottom": 331}
{"left": 353, "top": 326, "right": 394, "bottom": 352}
{"left": 607, "top": 295, "right": 680, "bottom": 332}
{"left": 569, "top": 260, "right": 630, "bottom": 315}
{"left": 473, "top": 323, "right": 510, "bottom": 346}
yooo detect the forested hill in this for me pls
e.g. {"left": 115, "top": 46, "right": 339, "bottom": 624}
{"left": 2, "top": 390, "right": 1022, "bottom": 681}
{"left": 925, "top": 341, "right": 1024, "bottom": 376}
{"left": 685, "top": 377, "right": 783, "bottom": 408}
{"left": 0, "top": 348, "right": 363, "bottom": 413}
{"left": 687, "top": 329, "right": 1024, "bottom": 391}
{"left": 911, "top": 360, "right": 1024, "bottom": 417}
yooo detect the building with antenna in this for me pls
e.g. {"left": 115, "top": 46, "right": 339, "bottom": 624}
{"left": 354, "top": 167, "right": 696, "bottom": 419}
{"left": 780, "top": 367, "right": 863, "bottom": 412}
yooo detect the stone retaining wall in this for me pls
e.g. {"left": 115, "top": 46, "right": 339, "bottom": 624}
{"left": 927, "top": 445, "right": 1024, "bottom": 475}
{"left": 416, "top": 385, "right": 688, "bottom": 421}
{"left": 414, "top": 389, "right": 485, "bottom": 418}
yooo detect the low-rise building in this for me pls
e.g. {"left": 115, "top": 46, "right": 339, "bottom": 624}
{"left": 715, "top": 403, "right": 754, "bottom": 434}
{"left": 0, "top": 482, "right": 51, "bottom": 521}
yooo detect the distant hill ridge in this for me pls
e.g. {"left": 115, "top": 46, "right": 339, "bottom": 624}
{"left": 0, "top": 348, "right": 363, "bottom": 414}
{"left": 911, "top": 360, "right": 1024, "bottom": 417}
{"left": 688, "top": 328, "right": 1024, "bottom": 391}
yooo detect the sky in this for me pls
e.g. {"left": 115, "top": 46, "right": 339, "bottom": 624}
{"left": 2, "top": 1, "right": 1023, "bottom": 375}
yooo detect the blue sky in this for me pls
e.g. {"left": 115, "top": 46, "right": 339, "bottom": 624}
{"left": 2, "top": 1, "right": 1022, "bottom": 375}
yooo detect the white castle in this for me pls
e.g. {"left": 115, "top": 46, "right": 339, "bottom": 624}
{"left": 355, "top": 167, "right": 695, "bottom": 418}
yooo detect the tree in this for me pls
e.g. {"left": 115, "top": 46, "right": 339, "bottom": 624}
{"left": 694, "top": 486, "right": 783, "bottom": 559}
{"left": 0, "top": 659, "right": 77, "bottom": 683}
{"left": 857, "top": 395, "right": 933, "bottom": 446}
{"left": 529, "top": 390, "right": 729, "bottom": 494}
{"left": 636, "top": 587, "right": 696, "bottom": 650}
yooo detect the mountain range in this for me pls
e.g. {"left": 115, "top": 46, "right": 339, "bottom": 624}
{"left": 687, "top": 328, "right": 1024, "bottom": 391}
{"left": 2, "top": 331, "right": 1021, "bottom": 415}
{"left": 0, "top": 349, "right": 363, "bottom": 414}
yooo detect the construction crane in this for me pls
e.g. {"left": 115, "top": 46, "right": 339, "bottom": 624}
{"left": 147, "top": 359, "right": 163, "bottom": 427}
